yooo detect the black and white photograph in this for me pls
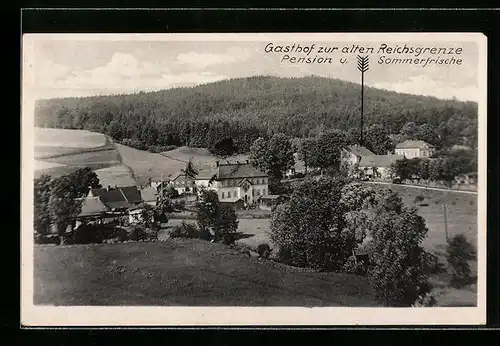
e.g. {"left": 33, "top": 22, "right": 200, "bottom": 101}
{"left": 21, "top": 33, "right": 487, "bottom": 325}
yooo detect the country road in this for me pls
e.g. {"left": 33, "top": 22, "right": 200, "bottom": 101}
{"left": 363, "top": 181, "right": 478, "bottom": 195}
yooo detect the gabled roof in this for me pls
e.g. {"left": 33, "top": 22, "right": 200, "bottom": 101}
{"left": 237, "top": 178, "right": 254, "bottom": 187}
{"left": 359, "top": 154, "right": 404, "bottom": 168}
{"left": 88, "top": 186, "right": 143, "bottom": 210}
{"left": 78, "top": 197, "right": 109, "bottom": 217}
{"left": 170, "top": 173, "right": 191, "bottom": 183}
{"left": 345, "top": 145, "right": 374, "bottom": 156}
{"left": 395, "top": 140, "right": 435, "bottom": 149}
{"left": 217, "top": 163, "right": 268, "bottom": 179}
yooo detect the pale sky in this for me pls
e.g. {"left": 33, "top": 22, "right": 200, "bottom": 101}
{"left": 24, "top": 34, "right": 481, "bottom": 102}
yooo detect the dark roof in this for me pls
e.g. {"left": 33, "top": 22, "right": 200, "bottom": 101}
{"left": 78, "top": 197, "right": 109, "bottom": 217}
{"left": 345, "top": 145, "right": 374, "bottom": 156}
{"left": 88, "top": 186, "right": 143, "bottom": 210}
{"left": 217, "top": 163, "right": 268, "bottom": 179}
{"left": 395, "top": 140, "right": 435, "bottom": 149}
{"left": 196, "top": 169, "right": 218, "bottom": 180}
{"left": 359, "top": 154, "right": 404, "bottom": 168}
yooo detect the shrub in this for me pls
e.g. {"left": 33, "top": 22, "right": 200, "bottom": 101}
{"left": 446, "top": 234, "right": 476, "bottom": 287}
{"left": 257, "top": 243, "right": 272, "bottom": 259}
{"left": 413, "top": 194, "right": 425, "bottom": 205}
{"left": 342, "top": 256, "right": 368, "bottom": 276}
{"left": 169, "top": 221, "right": 199, "bottom": 239}
{"left": 412, "top": 292, "right": 438, "bottom": 307}
{"left": 66, "top": 223, "right": 130, "bottom": 244}
{"left": 34, "top": 232, "right": 60, "bottom": 245}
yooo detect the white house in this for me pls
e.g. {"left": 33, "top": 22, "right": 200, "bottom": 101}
{"left": 168, "top": 173, "right": 196, "bottom": 195}
{"left": 213, "top": 161, "right": 269, "bottom": 206}
{"left": 395, "top": 140, "right": 435, "bottom": 158}
{"left": 170, "top": 160, "right": 269, "bottom": 207}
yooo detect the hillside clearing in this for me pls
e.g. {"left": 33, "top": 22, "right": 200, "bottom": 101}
{"left": 34, "top": 240, "right": 376, "bottom": 306}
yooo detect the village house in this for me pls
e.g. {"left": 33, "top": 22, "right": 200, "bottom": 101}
{"left": 341, "top": 144, "right": 375, "bottom": 165}
{"left": 169, "top": 160, "right": 269, "bottom": 208}
{"left": 75, "top": 185, "right": 144, "bottom": 228}
{"left": 394, "top": 140, "right": 435, "bottom": 158}
{"left": 358, "top": 153, "right": 405, "bottom": 180}
{"left": 168, "top": 173, "right": 196, "bottom": 195}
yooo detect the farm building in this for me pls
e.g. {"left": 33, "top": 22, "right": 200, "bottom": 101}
{"left": 358, "top": 154, "right": 404, "bottom": 180}
{"left": 394, "top": 140, "right": 435, "bottom": 158}
{"left": 73, "top": 185, "right": 145, "bottom": 228}
{"left": 341, "top": 144, "right": 375, "bottom": 165}
{"left": 87, "top": 185, "right": 143, "bottom": 211}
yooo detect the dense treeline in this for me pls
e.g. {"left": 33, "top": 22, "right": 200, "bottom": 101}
{"left": 35, "top": 75, "right": 478, "bottom": 154}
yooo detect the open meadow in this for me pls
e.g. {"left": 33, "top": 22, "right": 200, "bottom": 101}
{"left": 34, "top": 240, "right": 376, "bottom": 306}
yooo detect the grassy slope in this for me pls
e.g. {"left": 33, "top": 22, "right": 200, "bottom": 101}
{"left": 115, "top": 143, "right": 187, "bottom": 186}
{"left": 34, "top": 239, "right": 376, "bottom": 307}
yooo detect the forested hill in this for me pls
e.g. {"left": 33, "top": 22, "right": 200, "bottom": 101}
{"left": 35, "top": 75, "right": 478, "bottom": 154}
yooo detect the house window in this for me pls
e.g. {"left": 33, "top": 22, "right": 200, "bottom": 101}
{"left": 262, "top": 189, "right": 266, "bottom": 196}
{"left": 228, "top": 191, "right": 231, "bottom": 198}
{"left": 256, "top": 190, "right": 261, "bottom": 196}
{"left": 252, "top": 190, "right": 255, "bottom": 196}
{"left": 222, "top": 192, "right": 225, "bottom": 199}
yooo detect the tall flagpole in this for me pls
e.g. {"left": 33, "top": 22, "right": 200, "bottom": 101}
{"left": 357, "top": 55, "right": 370, "bottom": 146}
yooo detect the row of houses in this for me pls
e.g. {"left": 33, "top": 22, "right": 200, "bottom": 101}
{"left": 288, "top": 139, "right": 436, "bottom": 180}
{"left": 72, "top": 139, "right": 437, "bottom": 226}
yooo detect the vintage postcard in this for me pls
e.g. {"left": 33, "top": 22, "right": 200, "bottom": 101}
{"left": 21, "top": 32, "right": 487, "bottom": 326}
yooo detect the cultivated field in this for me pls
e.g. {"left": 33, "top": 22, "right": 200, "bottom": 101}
{"left": 33, "top": 128, "right": 136, "bottom": 186}
{"left": 35, "top": 127, "right": 107, "bottom": 149}
{"left": 34, "top": 240, "right": 376, "bottom": 306}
